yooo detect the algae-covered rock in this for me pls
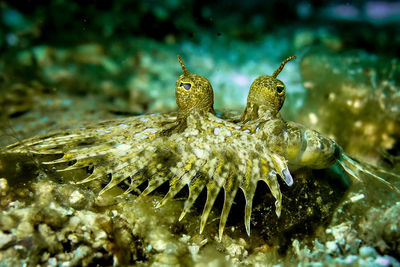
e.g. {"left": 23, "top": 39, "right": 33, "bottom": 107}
{"left": 299, "top": 49, "right": 400, "bottom": 165}
{"left": 247, "top": 166, "right": 348, "bottom": 253}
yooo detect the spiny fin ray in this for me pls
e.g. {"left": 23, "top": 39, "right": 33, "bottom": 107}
{"left": 218, "top": 166, "right": 238, "bottom": 241}
{"left": 179, "top": 172, "right": 208, "bottom": 221}
{"left": 240, "top": 160, "right": 257, "bottom": 236}
{"left": 339, "top": 153, "right": 400, "bottom": 193}
{"left": 200, "top": 179, "right": 221, "bottom": 234}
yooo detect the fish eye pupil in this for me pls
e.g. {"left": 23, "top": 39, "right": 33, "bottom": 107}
{"left": 181, "top": 83, "right": 192, "bottom": 90}
{"left": 276, "top": 86, "right": 284, "bottom": 94}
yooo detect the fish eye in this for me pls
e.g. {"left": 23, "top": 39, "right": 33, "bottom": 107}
{"left": 276, "top": 86, "right": 285, "bottom": 95}
{"left": 180, "top": 82, "right": 192, "bottom": 90}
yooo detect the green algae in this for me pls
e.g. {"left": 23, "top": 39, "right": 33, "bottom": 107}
{"left": 299, "top": 48, "right": 400, "bottom": 165}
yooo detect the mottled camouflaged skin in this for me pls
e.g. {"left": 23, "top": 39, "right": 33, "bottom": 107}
{"left": 239, "top": 109, "right": 340, "bottom": 171}
{"left": 3, "top": 56, "right": 294, "bottom": 240}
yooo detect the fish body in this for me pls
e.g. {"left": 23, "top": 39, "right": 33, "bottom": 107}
{"left": 240, "top": 115, "right": 341, "bottom": 170}
{"left": 240, "top": 55, "right": 399, "bottom": 194}
{"left": 4, "top": 110, "right": 291, "bottom": 239}
{"left": 2, "top": 56, "right": 398, "bottom": 241}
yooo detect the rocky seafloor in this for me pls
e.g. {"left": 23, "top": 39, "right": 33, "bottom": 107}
{"left": 1, "top": 1, "right": 400, "bottom": 266}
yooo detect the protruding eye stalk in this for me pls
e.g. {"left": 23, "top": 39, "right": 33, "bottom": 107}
{"left": 240, "top": 56, "right": 296, "bottom": 122}
{"left": 272, "top": 55, "right": 296, "bottom": 78}
{"left": 276, "top": 85, "right": 285, "bottom": 95}
{"left": 180, "top": 82, "right": 192, "bottom": 90}
{"left": 175, "top": 55, "right": 215, "bottom": 121}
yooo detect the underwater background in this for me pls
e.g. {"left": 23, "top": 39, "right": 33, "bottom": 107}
{"left": 0, "top": 0, "right": 400, "bottom": 266}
